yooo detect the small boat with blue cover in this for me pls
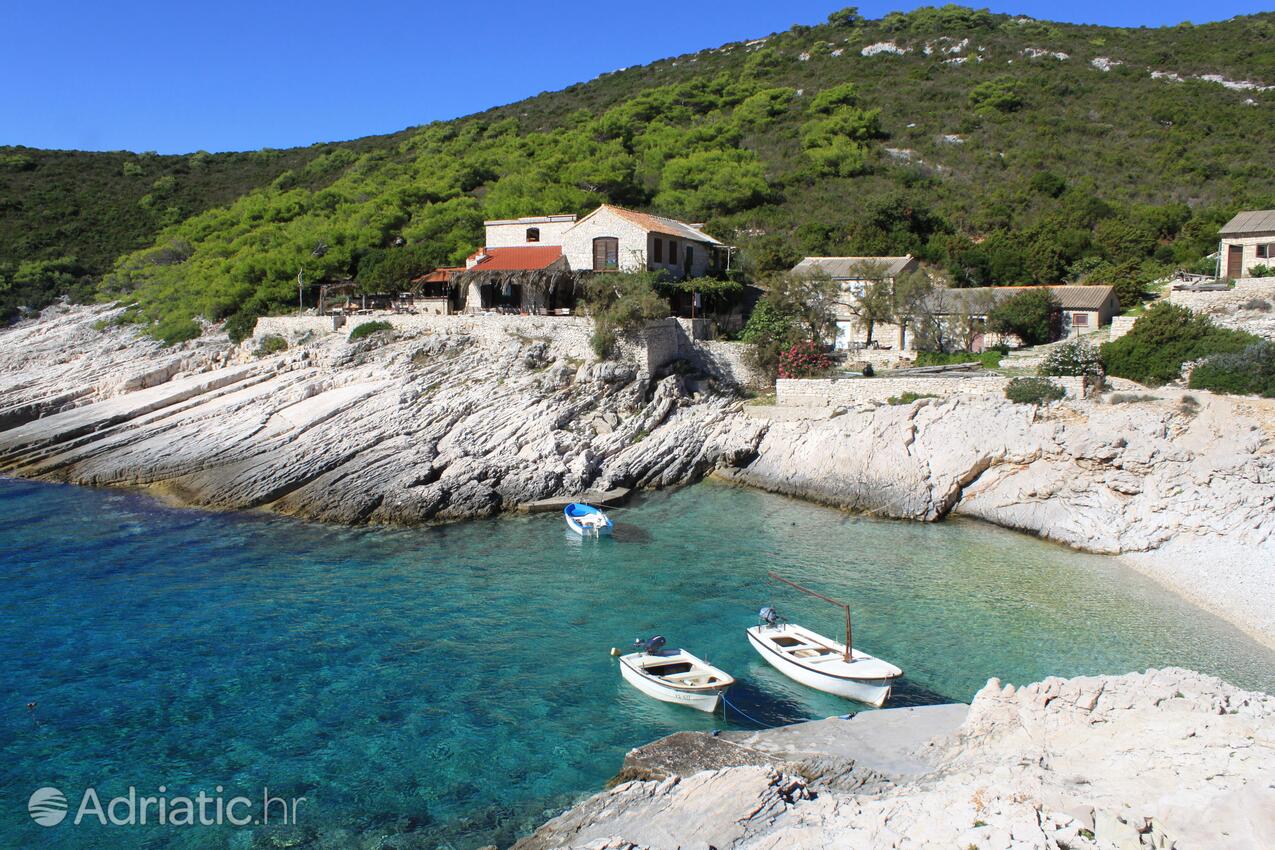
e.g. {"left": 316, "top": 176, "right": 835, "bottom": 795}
{"left": 564, "top": 502, "right": 613, "bottom": 536}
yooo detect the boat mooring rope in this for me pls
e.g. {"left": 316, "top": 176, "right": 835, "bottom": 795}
{"left": 719, "top": 692, "right": 773, "bottom": 728}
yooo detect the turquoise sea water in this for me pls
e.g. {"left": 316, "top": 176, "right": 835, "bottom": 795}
{"left": 3, "top": 477, "right": 1274, "bottom": 848}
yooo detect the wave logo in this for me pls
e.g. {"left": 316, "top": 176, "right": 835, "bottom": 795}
{"left": 28, "top": 787, "right": 68, "bottom": 827}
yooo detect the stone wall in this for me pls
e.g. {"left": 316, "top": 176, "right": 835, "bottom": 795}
{"left": 1169, "top": 279, "right": 1275, "bottom": 340}
{"left": 776, "top": 374, "right": 1086, "bottom": 406}
{"left": 561, "top": 209, "right": 651, "bottom": 274}
{"left": 252, "top": 313, "right": 766, "bottom": 386}
{"left": 254, "top": 315, "right": 345, "bottom": 338}
{"left": 1108, "top": 315, "right": 1137, "bottom": 342}
{"left": 691, "top": 340, "right": 768, "bottom": 389}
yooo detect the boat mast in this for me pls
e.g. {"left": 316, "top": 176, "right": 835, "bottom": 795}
{"left": 768, "top": 572, "right": 852, "bottom": 661}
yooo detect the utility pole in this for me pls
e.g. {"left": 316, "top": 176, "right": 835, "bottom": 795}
{"left": 298, "top": 268, "right": 304, "bottom": 315}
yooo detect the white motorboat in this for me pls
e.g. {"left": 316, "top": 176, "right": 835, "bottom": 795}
{"left": 618, "top": 637, "right": 735, "bottom": 713}
{"left": 746, "top": 573, "right": 903, "bottom": 708}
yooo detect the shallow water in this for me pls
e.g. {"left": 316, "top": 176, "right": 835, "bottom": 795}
{"left": 3, "top": 477, "right": 1273, "bottom": 848}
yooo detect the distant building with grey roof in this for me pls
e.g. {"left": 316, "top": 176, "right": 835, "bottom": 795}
{"left": 1219, "top": 210, "right": 1275, "bottom": 279}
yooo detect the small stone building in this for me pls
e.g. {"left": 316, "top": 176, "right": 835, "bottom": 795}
{"left": 789, "top": 255, "right": 919, "bottom": 350}
{"left": 559, "top": 205, "right": 729, "bottom": 278}
{"left": 929, "top": 285, "right": 1119, "bottom": 351}
{"left": 1219, "top": 210, "right": 1275, "bottom": 279}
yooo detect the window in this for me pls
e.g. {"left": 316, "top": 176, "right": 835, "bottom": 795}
{"left": 1257, "top": 244, "right": 1273, "bottom": 259}
{"left": 684, "top": 246, "right": 694, "bottom": 273}
{"left": 1072, "top": 312, "right": 1089, "bottom": 326}
{"left": 653, "top": 237, "right": 663, "bottom": 263}
{"left": 592, "top": 237, "right": 619, "bottom": 271}
{"left": 526, "top": 227, "right": 540, "bottom": 243}
{"left": 668, "top": 240, "right": 678, "bottom": 265}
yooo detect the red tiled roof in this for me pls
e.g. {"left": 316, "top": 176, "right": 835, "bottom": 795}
{"left": 469, "top": 246, "right": 564, "bottom": 271}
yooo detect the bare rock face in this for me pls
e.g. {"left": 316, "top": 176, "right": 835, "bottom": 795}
{"left": 515, "top": 669, "right": 1275, "bottom": 850}
{"left": 0, "top": 305, "right": 765, "bottom": 523}
{"left": 728, "top": 394, "right": 1275, "bottom": 644}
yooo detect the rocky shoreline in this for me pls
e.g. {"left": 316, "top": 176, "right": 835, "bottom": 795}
{"left": 514, "top": 668, "right": 1275, "bottom": 849}
{"left": 1, "top": 305, "right": 1273, "bottom": 648}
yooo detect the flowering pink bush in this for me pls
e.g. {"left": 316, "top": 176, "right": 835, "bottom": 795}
{"left": 777, "top": 340, "right": 833, "bottom": 378}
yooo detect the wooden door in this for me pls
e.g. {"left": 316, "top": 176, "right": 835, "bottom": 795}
{"left": 592, "top": 237, "right": 618, "bottom": 272}
{"left": 1228, "top": 244, "right": 1244, "bottom": 278}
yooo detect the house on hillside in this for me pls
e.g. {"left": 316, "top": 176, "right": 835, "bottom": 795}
{"left": 1219, "top": 210, "right": 1275, "bottom": 279}
{"left": 560, "top": 205, "right": 730, "bottom": 278}
{"left": 927, "top": 284, "right": 1119, "bottom": 351}
{"left": 453, "top": 205, "right": 732, "bottom": 313}
{"left": 789, "top": 255, "right": 919, "bottom": 350}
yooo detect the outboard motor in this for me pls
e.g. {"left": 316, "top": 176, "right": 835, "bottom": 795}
{"left": 759, "top": 606, "right": 780, "bottom": 627}
{"left": 634, "top": 635, "right": 667, "bottom": 655}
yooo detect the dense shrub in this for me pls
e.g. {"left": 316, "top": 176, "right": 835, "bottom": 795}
{"left": 777, "top": 340, "right": 833, "bottom": 378}
{"left": 348, "top": 320, "right": 393, "bottom": 341}
{"left": 988, "top": 289, "right": 1058, "bottom": 347}
{"left": 582, "top": 271, "right": 669, "bottom": 358}
{"left": 1005, "top": 377, "right": 1065, "bottom": 405}
{"left": 1099, "top": 303, "right": 1259, "bottom": 386}
{"left": 1187, "top": 341, "right": 1275, "bottom": 397}
{"left": 224, "top": 311, "right": 259, "bottom": 344}
{"left": 1039, "top": 340, "right": 1103, "bottom": 378}
{"left": 742, "top": 271, "right": 837, "bottom": 379}
{"left": 1248, "top": 264, "right": 1275, "bottom": 278}
{"left": 968, "top": 78, "right": 1024, "bottom": 114}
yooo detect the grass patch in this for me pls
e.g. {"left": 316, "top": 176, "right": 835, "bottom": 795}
{"left": 887, "top": 391, "right": 938, "bottom": 405}
{"left": 914, "top": 350, "right": 1004, "bottom": 369}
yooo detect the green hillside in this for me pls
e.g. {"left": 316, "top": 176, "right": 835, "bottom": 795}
{"left": 3, "top": 6, "right": 1274, "bottom": 337}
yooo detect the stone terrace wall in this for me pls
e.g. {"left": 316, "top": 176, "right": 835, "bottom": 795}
{"left": 1108, "top": 315, "right": 1137, "bottom": 342}
{"left": 1169, "top": 279, "right": 1275, "bottom": 340}
{"left": 253, "top": 313, "right": 770, "bottom": 386}
{"left": 254, "top": 315, "right": 346, "bottom": 338}
{"left": 777, "top": 374, "right": 1086, "bottom": 407}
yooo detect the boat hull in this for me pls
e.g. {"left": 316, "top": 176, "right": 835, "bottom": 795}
{"left": 746, "top": 627, "right": 896, "bottom": 708}
{"left": 618, "top": 654, "right": 730, "bottom": 713}
{"left": 565, "top": 515, "right": 612, "bottom": 536}
{"left": 564, "top": 503, "right": 613, "bottom": 536}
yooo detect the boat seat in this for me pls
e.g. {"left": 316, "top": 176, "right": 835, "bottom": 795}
{"left": 790, "top": 646, "right": 835, "bottom": 658}
{"left": 662, "top": 673, "right": 718, "bottom": 685}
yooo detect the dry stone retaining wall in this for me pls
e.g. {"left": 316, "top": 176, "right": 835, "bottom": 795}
{"left": 1108, "top": 315, "right": 1137, "bottom": 342}
{"left": 251, "top": 313, "right": 764, "bottom": 385}
{"left": 1168, "top": 279, "right": 1275, "bottom": 340}
{"left": 777, "top": 374, "right": 1086, "bottom": 406}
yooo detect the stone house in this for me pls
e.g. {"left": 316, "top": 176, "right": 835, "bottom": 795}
{"left": 789, "top": 255, "right": 919, "bottom": 350}
{"left": 455, "top": 205, "right": 731, "bottom": 312}
{"left": 928, "top": 285, "right": 1119, "bottom": 351}
{"left": 559, "top": 205, "right": 729, "bottom": 278}
{"left": 1219, "top": 210, "right": 1275, "bottom": 279}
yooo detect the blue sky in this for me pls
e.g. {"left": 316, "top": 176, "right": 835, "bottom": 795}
{"left": 4, "top": 1, "right": 1269, "bottom": 154}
